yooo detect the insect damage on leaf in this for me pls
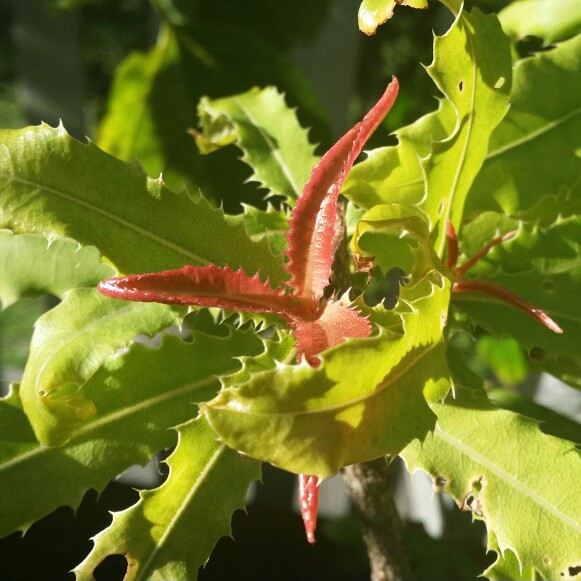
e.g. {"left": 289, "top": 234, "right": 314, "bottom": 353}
{"left": 98, "top": 77, "right": 400, "bottom": 544}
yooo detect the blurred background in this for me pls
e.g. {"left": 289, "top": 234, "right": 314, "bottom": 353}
{"left": 1, "top": 0, "right": 579, "bottom": 579}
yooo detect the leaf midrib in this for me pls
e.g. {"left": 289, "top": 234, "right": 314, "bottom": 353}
{"left": 224, "top": 339, "right": 440, "bottom": 417}
{"left": 0, "top": 173, "right": 210, "bottom": 265}
{"left": 233, "top": 97, "right": 302, "bottom": 199}
{"left": 485, "top": 105, "right": 581, "bottom": 162}
{"left": 137, "top": 442, "right": 226, "bottom": 580}
{"left": 0, "top": 372, "right": 229, "bottom": 473}
{"left": 437, "top": 19, "right": 478, "bottom": 257}
{"left": 436, "top": 428, "right": 581, "bottom": 533}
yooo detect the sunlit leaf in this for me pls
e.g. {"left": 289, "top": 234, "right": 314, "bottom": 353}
{"left": 0, "top": 325, "right": 262, "bottom": 536}
{"left": 357, "top": 0, "right": 429, "bottom": 36}
{"left": 195, "top": 86, "right": 318, "bottom": 204}
{"left": 20, "top": 289, "right": 182, "bottom": 445}
{"left": 74, "top": 416, "right": 260, "bottom": 581}
{"left": 420, "top": 8, "right": 512, "bottom": 255}
{"left": 0, "top": 124, "right": 285, "bottom": 284}
{"left": 465, "top": 35, "right": 581, "bottom": 220}
{"left": 498, "top": 0, "right": 581, "bottom": 44}
{"left": 402, "top": 387, "right": 581, "bottom": 581}
{"left": 205, "top": 273, "right": 452, "bottom": 478}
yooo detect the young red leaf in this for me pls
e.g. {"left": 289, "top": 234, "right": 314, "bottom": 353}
{"left": 453, "top": 279, "right": 563, "bottom": 334}
{"left": 291, "top": 300, "right": 372, "bottom": 366}
{"left": 298, "top": 474, "right": 321, "bottom": 544}
{"left": 285, "top": 78, "right": 399, "bottom": 306}
{"left": 98, "top": 264, "right": 298, "bottom": 316}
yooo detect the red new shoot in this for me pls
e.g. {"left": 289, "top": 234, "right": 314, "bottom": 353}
{"left": 98, "top": 77, "right": 400, "bottom": 544}
{"left": 446, "top": 223, "right": 563, "bottom": 334}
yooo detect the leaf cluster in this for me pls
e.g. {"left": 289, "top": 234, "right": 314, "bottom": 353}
{"left": 0, "top": 1, "right": 580, "bottom": 580}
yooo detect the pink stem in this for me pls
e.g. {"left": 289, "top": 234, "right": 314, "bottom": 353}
{"left": 455, "top": 231, "right": 517, "bottom": 278}
{"left": 453, "top": 279, "right": 563, "bottom": 334}
{"left": 298, "top": 474, "right": 321, "bottom": 544}
{"left": 445, "top": 222, "right": 459, "bottom": 270}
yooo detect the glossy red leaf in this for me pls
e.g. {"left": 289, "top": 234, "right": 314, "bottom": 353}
{"left": 98, "top": 264, "right": 298, "bottom": 316}
{"left": 285, "top": 77, "right": 399, "bottom": 305}
{"left": 298, "top": 474, "right": 321, "bottom": 544}
{"left": 291, "top": 299, "right": 372, "bottom": 366}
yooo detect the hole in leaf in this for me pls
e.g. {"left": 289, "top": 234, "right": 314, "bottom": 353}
{"left": 435, "top": 476, "right": 447, "bottom": 489}
{"left": 541, "top": 279, "right": 556, "bottom": 296}
{"left": 438, "top": 200, "right": 446, "bottom": 216}
{"left": 569, "top": 565, "right": 581, "bottom": 576}
{"left": 93, "top": 554, "right": 127, "bottom": 581}
{"left": 458, "top": 80, "right": 463, "bottom": 92}
{"left": 495, "top": 76, "right": 506, "bottom": 89}
{"left": 363, "top": 267, "right": 404, "bottom": 309}
{"left": 462, "top": 494, "right": 474, "bottom": 511}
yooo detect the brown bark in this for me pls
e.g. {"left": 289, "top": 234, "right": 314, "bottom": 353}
{"left": 342, "top": 459, "right": 413, "bottom": 581}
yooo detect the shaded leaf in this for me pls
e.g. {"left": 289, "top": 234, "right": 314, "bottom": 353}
{"left": 74, "top": 416, "right": 260, "bottom": 581}
{"left": 452, "top": 213, "right": 581, "bottom": 387}
{"left": 0, "top": 323, "right": 262, "bottom": 537}
{"left": 465, "top": 35, "right": 581, "bottom": 220}
{"left": 226, "top": 203, "right": 289, "bottom": 256}
{"left": 20, "top": 289, "right": 182, "bottom": 445}
{"left": 487, "top": 388, "right": 581, "bottom": 447}
{"left": 350, "top": 203, "right": 442, "bottom": 279}
{"left": 0, "top": 230, "right": 114, "bottom": 309}
{"left": 97, "top": 24, "right": 202, "bottom": 196}
{"left": 0, "top": 124, "right": 285, "bottom": 284}
{"left": 402, "top": 387, "right": 581, "bottom": 581}
{"left": 195, "top": 86, "right": 318, "bottom": 203}
{"left": 205, "top": 272, "right": 451, "bottom": 478}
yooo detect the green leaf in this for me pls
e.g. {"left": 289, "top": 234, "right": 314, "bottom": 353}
{"left": 498, "top": 0, "right": 581, "bottom": 44}
{"left": 344, "top": 6, "right": 513, "bottom": 254}
{"left": 465, "top": 35, "right": 581, "bottom": 220}
{"left": 20, "top": 288, "right": 182, "bottom": 445}
{"left": 350, "top": 203, "right": 443, "bottom": 279}
{"left": 484, "top": 533, "right": 538, "bottom": 581}
{"left": 0, "top": 323, "right": 262, "bottom": 536}
{"left": 357, "top": 0, "right": 429, "bottom": 36}
{"left": 0, "top": 230, "right": 114, "bottom": 309}
{"left": 342, "top": 100, "right": 455, "bottom": 211}
{"left": 195, "top": 86, "right": 318, "bottom": 204}
{"left": 227, "top": 203, "right": 289, "bottom": 257}
{"left": 74, "top": 416, "right": 260, "bottom": 581}
{"left": 420, "top": 8, "right": 512, "bottom": 255}
{"left": 488, "top": 388, "right": 581, "bottom": 447}
{"left": 452, "top": 213, "right": 581, "bottom": 387}
{"left": 402, "top": 387, "right": 581, "bottom": 581}
{"left": 0, "top": 124, "right": 286, "bottom": 284}
{"left": 205, "top": 272, "right": 452, "bottom": 478}
{"left": 97, "top": 25, "right": 202, "bottom": 196}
